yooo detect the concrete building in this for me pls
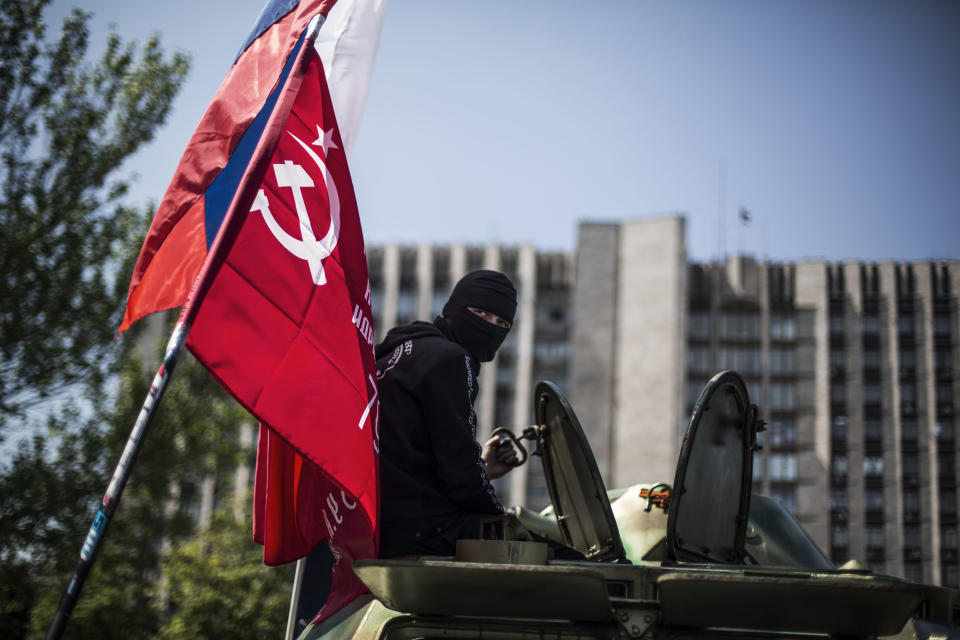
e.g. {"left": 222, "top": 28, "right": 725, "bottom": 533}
{"left": 364, "top": 220, "right": 958, "bottom": 587}
{"left": 569, "top": 216, "right": 960, "bottom": 587}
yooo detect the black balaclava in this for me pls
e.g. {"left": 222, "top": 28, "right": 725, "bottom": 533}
{"left": 436, "top": 270, "right": 517, "bottom": 362}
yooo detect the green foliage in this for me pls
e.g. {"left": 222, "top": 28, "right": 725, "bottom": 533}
{"left": 0, "top": 4, "right": 298, "bottom": 638}
{"left": 156, "top": 509, "right": 294, "bottom": 640}
{"left": 0, "top": 0, "right": 190, "bottom": 420}
{"left": 0, "top": 333, "right": 278, "bottom": 640}
{"left": 0, "top": 0, "right": 296, "bottom": 635}
{"left": 0, "top": 1, "right": 195, "bottom": 632}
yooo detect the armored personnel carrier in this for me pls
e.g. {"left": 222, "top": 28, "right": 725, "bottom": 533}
{"left": 299, "top": 372, "right": 960, "bottom": 640}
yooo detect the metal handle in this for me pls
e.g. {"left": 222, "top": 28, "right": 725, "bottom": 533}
{"left": 491, "top": 427, "right": 529, "bottom": 467}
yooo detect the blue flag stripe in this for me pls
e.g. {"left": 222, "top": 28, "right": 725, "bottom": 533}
{"left": 235, "top": 0, "right": 301, "bottom": 63}
{"left": 205, "top": 26, "right": 308, "bottom": 249}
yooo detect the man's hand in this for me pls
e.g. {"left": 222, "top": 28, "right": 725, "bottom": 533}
{"left": 482, "top": 435, "right": 519, "bottom": 479}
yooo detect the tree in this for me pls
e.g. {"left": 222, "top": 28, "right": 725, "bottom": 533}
{"left": 0, "top": 0, "right": 190, "bottom": 422}
{"left": 154, "top": 508, "right": 294, "bottom": 640}
{"left": 0, "top": 5, "right": 295, "bottom": 637}
{"left": 1, "top": 320, "right": 267, "bottom": 640}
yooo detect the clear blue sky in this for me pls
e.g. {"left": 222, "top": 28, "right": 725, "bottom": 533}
{"left": 50, "top": 0, "right": 960, "bottom": 262}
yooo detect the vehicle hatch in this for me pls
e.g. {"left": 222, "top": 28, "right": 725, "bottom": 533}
{"left": 666, "top": 370, "right": 758, "bottom": 564}
{"left": 533, "top": 380, "right": 627, "bottom": 563}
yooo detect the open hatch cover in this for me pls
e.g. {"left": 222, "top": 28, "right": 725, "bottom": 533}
{"left": 666, "top": 370, "right": 759, "bottom": 564}
{"left": 534, "top": 381, "right": 626, "bottom": 562}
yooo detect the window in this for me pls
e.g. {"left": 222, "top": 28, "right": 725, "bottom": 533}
{"left": 832, "top": 455, "right": 848, "bottom": 479}
{"left": 864, "top": 419, "right": 883, "bottom": 441}
{"left": 431, "top": 291, "right": 446, "bottom": 317}
{"left": 534, "top": 342, "right": 570, "bottom": 361}
{"left": 863, "top": 349, "right": 881, "bottom": 371}
{"left": 943, "top": 528, "right": 959, "bottom": 550}
{"left": 863, "top": 456, "right": 884, "bottom": 477}
{"left": 935, "top": 313, "right": 951, "bottom": 338}
{"left": 902, "top": 453, "right": 919, "bottom": 476}
{"left": 536, "top": 306, "right": 567, "bottom": 324}
{"left": 722, "top": 347, "right": 737, "bottom": 372}
{"left": 717, "top": 348, "right": 733, "bottom": 371}
{"left": 937, "top": 382, "right": 953, "bottom": 403}
{"left": 689, "top": 312, "right": 710, "bottom": 340}
{"left": 752, "top": 453, "right": 763, "bottom": 482}
{"left": 831, "top": 415, "right": 847, "bottom": 440}
{"left": 865, "top": 488, "right": 884, "bottom": 511}
{"left": 937, "top": 421, "right": 955, "bottom": 442}
{"left": 494, "top": 390, "right": 513, "bottom": 426}
{"left": 903, "top": 490, "right": 920, "bottom": 514}
{"left": 688, "top": 346, "right": 710, "bottom": 374}
{"left": 863, "top": 315, "right": 880, "bottom": 335}
{"left": 829, "top": 489, "right": 847, "bottom": 511}
{"left": 900, "top": 348, "right": 917, "bottom": 373}
{"left": 901, "top": 383, "right": 917, "bottom": 405}
{"left": 771, "top": 348, "right": 795, "bottom": 375}
{"left": 830, "top": 314, "right": 845, "bottom": 335}
{"left": 771, "top": 383, "right": 796, "bottom": 411}
{"left": 718, "top": 347, "right": 761, "bottom": 375}
{"left": 719, "top": 313, "right": 760, "bottom": 342}
{"left": 769, "top": 420, "right": 797, "bottom": 448}
{"left": 940, "top": 490, "right": 957, "bottom": 516}
{"left": 831, "top": 384, "right": 846, "bottom": 405}
{"left": 902, "top": 419, "right": 918, "bottom": 440}
{"left": 903, "top": 527, "right": 921, "bottom": 548}
{"left": 937, "top": 390, "right": 954, "bottom": 415}
{"left": 370, "top": 288, "right": 383, "bottom": 315}
{"left": 897, "top": 313, "right": 915, "bottom": 335}
{"left": 866, "top": 526, "right": 884, "bottom": 549}
{"left": 864, "top": 383, "right": 882, "bottom": 406}
{"left": 832, "top": 525, "right": 849, "bottom": 546}
{"left": 771, "top": 314, "right": 797, "bottom": 341}
{"left": 746, "top": 348, "right": 761, "bottom": 374}
{"left": 830, "top": 349, "right": 845, "bottom": 375}
{"left": 396, "top": 290, "right": 416, "bottom": 322}
{"left": 935, "top": 348, "right": 953, "bottom": 372}
{"left": 466, "top": 249, "right": 485, "bottom": 272}
{"left": 769, "top": 453, "right": 798, "bottom": 481}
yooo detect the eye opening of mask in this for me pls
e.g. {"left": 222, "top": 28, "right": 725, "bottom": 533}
{"left": 467, "top": 306, "right": 511, "bottom": 330}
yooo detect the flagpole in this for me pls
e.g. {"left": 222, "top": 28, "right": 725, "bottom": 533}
{"left": 45, "top": 320, "right": 189, "bottom": 640}
{"left": 45, "top": 14, "right": 327, "bottom": 640}
{"left": 285, "top": 557, "right": 307, "bottom": 640}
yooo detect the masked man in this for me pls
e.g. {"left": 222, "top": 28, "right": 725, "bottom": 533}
{"left": 375, "top": 270, "right": 519, "bottom": 558}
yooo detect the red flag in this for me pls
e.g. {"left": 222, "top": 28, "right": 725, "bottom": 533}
{"left": 116, "top": 0, "right": 381, "bottom": 619}
{"left": 186, "top": 43, "right": 379, "bottom": 618}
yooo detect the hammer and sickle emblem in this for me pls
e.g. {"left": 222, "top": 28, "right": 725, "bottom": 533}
{"left": 250, "top": 131, "right": 341, "bottom": 285}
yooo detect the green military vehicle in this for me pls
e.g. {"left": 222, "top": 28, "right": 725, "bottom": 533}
{"left": 299, "top": 372, "right": 960, "bottom": 640}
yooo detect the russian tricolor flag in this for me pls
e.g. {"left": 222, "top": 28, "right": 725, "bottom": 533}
{"left": 120, "top": 0, "right": 382, "bottom": 334}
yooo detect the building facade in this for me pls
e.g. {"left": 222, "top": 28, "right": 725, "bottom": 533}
{"left": 364, "top": 221, "right": 958, "bottom": 587}
{"left": 569, "top": 216, "right": 960, "bottom": 587}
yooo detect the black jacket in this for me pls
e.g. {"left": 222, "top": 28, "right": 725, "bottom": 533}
{"left": 375, "top": 320, "right": 502, "bottom": 555}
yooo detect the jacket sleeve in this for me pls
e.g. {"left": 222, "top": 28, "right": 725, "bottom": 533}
{"left": 417, "top": 352, "right": 503, "bottom": 515}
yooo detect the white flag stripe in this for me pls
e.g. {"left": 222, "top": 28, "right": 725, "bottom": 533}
{"left": 315, "top": 0, "right": 387, "bottom": 158}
